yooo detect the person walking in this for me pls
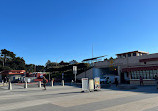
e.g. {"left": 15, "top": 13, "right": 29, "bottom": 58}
{"left": 114, "top": 77, "right": 118, "bottom": 87}
{"left": 140, "top": 76, "right": 144, "bottom": 86}
{"left": 43, "top": 76, "right": 47, "bottom": 90}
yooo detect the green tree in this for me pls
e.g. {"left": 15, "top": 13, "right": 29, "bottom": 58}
{"left": 36, "top": 65, "right": 45, "bottom": 72}
{"left": 1, "top": 49, "right": 16, "bottom": 67}
{"left": 25, "top": 64, "right": 36, "bottom": 73}
{"left": 45, "top": 60, "right": 58, "bottom": 69}
{"left": 0, "top": 49, "right": 26, "bottom": 71}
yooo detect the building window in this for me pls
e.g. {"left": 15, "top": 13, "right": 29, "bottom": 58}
{"left": 140, "top": 71, "right": 142, "bottom": 78}
{"left": 130, "top": 70, "right": 155, "bottom": 79}
{"left": 146, "top": 70, "right": 149, "bottom": 79}
{"left": 118, "top": 55, "right": 122, "bottom": 58}
{"left": 123, "top": 54, "right": 126, "bottom": 58}
{"left": 133, "top": 53, "right": 136, "bottom": 56}
{"left": 128, "top": 53, "right": 131, "bottom": 57}
{"left": 150, "top": 70, "right": 153, "bottom": 79}
{"left": 134, "top": 71, "right": 137, "bottom": 79}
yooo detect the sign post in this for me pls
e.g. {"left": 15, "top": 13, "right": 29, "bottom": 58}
{"left": 62, "top": 73, "right": 64, "bottom": 80}
{"left": 73, "top": 66, "right": 77, "bottom": 82}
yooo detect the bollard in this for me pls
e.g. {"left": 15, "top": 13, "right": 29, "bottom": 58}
{"left": 89, "top": 79, "right": 94, "bottom": 92}
{"left": 71, "top": 80, "right": 74, "bottom": 86}
{"left": 38, "top": 81, "right": 41, "bottom": 88}
{"left": 62, "top": 80, "right": 64, "bottom": 86}
{"left": 51, "top": 80, "right": 54, "bottom": 87}
{"left": 2, "top": 80, "right": 4, "bottom": 86}
{"left": 8, "top": 82, "right": 12, "bottom": 90}
{"left": 24, "top": 81, "right": 27, "bottom": 89}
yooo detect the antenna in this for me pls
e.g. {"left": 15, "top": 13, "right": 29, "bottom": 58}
{"left": 92, "top": 44, "right": 93, "bottom": 58}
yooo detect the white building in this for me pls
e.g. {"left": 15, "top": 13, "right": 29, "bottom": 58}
{"left": 77, "top": 50, "right": 158, "bottom": 85}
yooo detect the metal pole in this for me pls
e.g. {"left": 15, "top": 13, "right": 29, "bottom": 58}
{"left": 92, "top": 44, "right": 93, "bottom": 58}
{"left": 75, "top": 73, "right": 76, "bottom": 82}
{"left": 49, "top": 72, "right": 50, "bottom": 82}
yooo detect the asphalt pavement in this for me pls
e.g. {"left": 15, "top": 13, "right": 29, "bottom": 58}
{"left": 0, "top": 83, "right": 158, "bottom": 111}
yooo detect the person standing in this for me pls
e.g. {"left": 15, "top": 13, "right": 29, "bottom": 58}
{"left": 114, "top": 77, "right": 118, "bottom": 87}
{"left": 4, "top": 77, "right": 7, "bottom": 83}
{"left": 140, "top": 76, "right": 144, "bottom": 86}
{"left": 43, "top": 76, "right": 47, "bottom": 90}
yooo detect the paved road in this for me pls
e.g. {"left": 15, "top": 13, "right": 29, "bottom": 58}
{"left": 0, "top": 84, "right": 158, "bottom": 111}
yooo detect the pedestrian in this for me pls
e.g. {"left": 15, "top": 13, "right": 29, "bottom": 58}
{"left": 7, "top": 77, "right": 9, "bottom": 83}
{"left": 4, "top": 77, "right": 7, "bottom": 83}
{"left": 43, "top": 76, "right": 46, "bottom": 90}
{"left": 43, "top": 76, "right": 48, "bottom": 90}
{"left": 106, "top": 77, "right": 109, "bottom": 84}
{"left": 140, "top": 76, "right": 144, "bottom": 86}
{"left": 114, "top": 77, "right": 118, "bottom": 87}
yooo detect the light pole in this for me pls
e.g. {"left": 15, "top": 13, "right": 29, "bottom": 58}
{"left": 73, "top": 66, "right": 77, "bottom": 82}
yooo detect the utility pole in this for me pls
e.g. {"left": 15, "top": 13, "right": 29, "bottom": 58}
{"left": 92, "top": 44, "right": 93, "bottom": 59}
{"left": 92, "top": 44, "right": 94, "bottom": 78}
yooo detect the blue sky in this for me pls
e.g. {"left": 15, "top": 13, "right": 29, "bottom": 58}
{"left": 0, "top": 0, "right": 158, "bottom": 65}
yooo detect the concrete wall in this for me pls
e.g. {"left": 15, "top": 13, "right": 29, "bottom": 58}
{"left": 77, "top": 68, "right": 105, "bottom": 80}
{"left": 93, "top": 68, "right": 102, "bottom": 78}
{"left": 76, "top": 68, "right": 93, "bottom": 80}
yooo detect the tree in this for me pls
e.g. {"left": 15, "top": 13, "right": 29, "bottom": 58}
{"left": 45, "top": 60, "right": 59, "bottom": 69}
{"left": 36, "top": 65, "right": 45, "bottom": 72}
{"left": 109, "top": 57, "right": 114, "bottom": 60}
{"left": 69, "top": 60, "right": 78, "bottom": 65}
{"left": 0, "top": 49, "right": 16, "bottom": 67}
{"left": 1, "top": 49, "right": 16, "bottom": 58}
{"left": 59, "top": 61, "right": 69, "bottom": 66}
{"left": 0, "top": 49, "right": 26, "bottom": 71}
{"left": 25, "top": 64, "right": 35, "bottom": 73}
{"left": 45, "top": 60, "right": 51, "bottom": 69}
{"left": 12, "top": 57, "right": 25, "bottom": 70}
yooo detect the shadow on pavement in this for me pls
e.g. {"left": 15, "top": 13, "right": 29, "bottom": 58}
{"left": 100, "top": 84, "right": 158, "bottom": 94}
